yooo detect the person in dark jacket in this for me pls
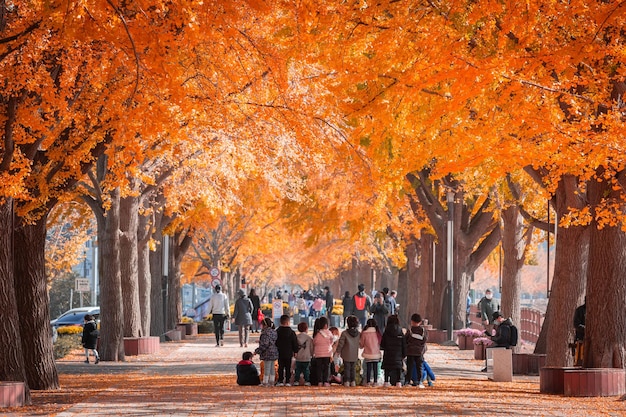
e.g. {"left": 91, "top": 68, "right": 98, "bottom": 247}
{"left": 370, "top": 292, "right": 389, "bottom": 333}
{"left": 351, "top": 283, "right": 372, "bottom": 328}
{"left": 236, "top": 351, "right": 261, "bottom": 386}
{"left": 380, "top": 314, "right": 406, "bottom": 387}
{"left": 81, "top": 314, "right": 100, "bottom": 364}
{"left": 491, "top": 312, "right": 513, "bottom": 348}
{"left": 405, "top": 313, "right": 427, "bottom": 388}
{"left": 323, "top": 286, "right": 334, "bottom": 321}
{"left": 249, "top": 288, "right": 261, "bottom": 333}
{"left": 341, "top": 291, "right": 352, "bottom": 327}
{"left": 233, "top": 289, "right": 254, "bottom": 347}
{"left": 275, "top": 314, "right": 300, "bottom": 386}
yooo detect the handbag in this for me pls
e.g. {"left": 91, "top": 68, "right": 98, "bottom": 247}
{"left": 257, "top": 309, "right": 265, "bottom": 323}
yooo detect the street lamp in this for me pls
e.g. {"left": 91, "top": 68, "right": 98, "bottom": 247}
{"left": 447, "top": 191, "right": 454, "bottom": 341}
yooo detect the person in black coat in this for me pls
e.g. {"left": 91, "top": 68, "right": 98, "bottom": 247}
{"left": 237, "top": 351, "right": 261, "bottom": 386}
{"left": 275, "top": 314, "right": 300, "bottom": 386}
{"left": 81, "top": 314, "right": 100, "bottom": 364}
{"left": 380, "top": 314, "right": 405, "bottom": 387}
{"left": 249, "top": 288, "right": 262, "bottom": 333}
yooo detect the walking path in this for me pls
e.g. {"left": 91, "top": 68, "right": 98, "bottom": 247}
{"left": 5, "top": 332, "right": 625, "bottom": 416}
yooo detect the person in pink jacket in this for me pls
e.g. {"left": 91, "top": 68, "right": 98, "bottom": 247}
{"left": 360, "top": 318, "right": 382, "bottom": 386}
{"left": 313, "top": 316, "right": 334, "bottom": 386}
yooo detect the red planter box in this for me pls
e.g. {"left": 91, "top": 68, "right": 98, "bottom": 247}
{"left": 164, "top": 329, "right": 182, "bottom": 341}
{"left": 123, "top": 336, "right": 160, "bottom": 356}
{"left": 564, "top": 368, "right": 626, "bottom": 397}
{"left": 474, "top": 344, "right": 486, "bottom": 360}
{"left": 0, "top": 382, "right": 25, "bottom": 408}
{"left": 540, "top": 367, "right": 581, "bottom": 394}
{"left": 178, "top": 323, "right": 198, "bottom": 336}
{"left": 428, "top": 329, "right": 448, "bottom": 344}
{"left": 513, "top": 353, "right": 546, "bottom": 375}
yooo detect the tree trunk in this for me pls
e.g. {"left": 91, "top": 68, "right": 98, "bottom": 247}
{"left": 13, "top": 214, "right": 59, "bottom": 389}
{"left": 98, "top": 188, "right": 125, "bottom": 361}
{"left": 0, "top": 200, "right": 31, "bottom": 403}
{"left": 584, "top": 175, "right": 626, "bottom": 368}
{"left": 500, "top": 205, "right": 529, "bottom": 352}
{"left": 166, "top": 234, "right": 178, "bottom": 330}
{"left": 533, "top": 176, "right": 588, "bottom": 367}
{"left": 149, "top": 226, "right": 165, "bottom": 336}
{"left": 119, "top": 195, "right": 142, "bottom": 337}
{"left": 137, "top": 211, "right": 152, "bottom": 336}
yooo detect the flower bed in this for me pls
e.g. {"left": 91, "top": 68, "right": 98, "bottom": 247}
{"left": 455, "top": 328, "right": 483, "bottom": 350}
{"left": 473, "top": 337, "right": 494, "bottom": 360}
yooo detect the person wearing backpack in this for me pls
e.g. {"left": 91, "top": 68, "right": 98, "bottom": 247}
{"left": 351, "top": 283, "right": 372, "bottom": 328}
{"left": 491, "top": 312, "right": 517, "bottom": 348}
{"left": 481, "top": 311, "right": 517, "bottom": 372}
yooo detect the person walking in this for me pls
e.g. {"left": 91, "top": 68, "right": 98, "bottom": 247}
{"left": 341, "top": 291, "right": 352, "bottom": 327}
{"left": 82, "top": 314, "right": 100, "bottom": 364}
{"left": 478, "top": 289, "right": 499, "bottom": 335}
{"left": 249, "top": 288, "right": 261, "bottom": 333}
{"left": 324, "top": 286, "right": 335, "bottom": 321}
{"left": 360, "top": 318, "right": 382, "bottom": 386}
{"left": 207, "top": 284, "right": 230, "bottom": 347}
{"left": 233, "top": 289, "right": 254, "bottom": 347}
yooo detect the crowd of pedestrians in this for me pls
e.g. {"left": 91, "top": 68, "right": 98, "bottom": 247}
{"left": 236, "top": 283, "right": 434, "bottom": 388}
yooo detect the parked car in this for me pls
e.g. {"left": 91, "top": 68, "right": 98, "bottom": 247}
{"left": 50, "top": 306, "right": 100, "bottom": 329}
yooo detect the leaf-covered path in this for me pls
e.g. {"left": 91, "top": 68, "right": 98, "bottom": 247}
{"left": 5, "top": 333, "right": 624, "bottom": 416}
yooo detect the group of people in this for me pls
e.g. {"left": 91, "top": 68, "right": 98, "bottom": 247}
{"left": 236, "top": 312, "right": 434, "bottom": 388}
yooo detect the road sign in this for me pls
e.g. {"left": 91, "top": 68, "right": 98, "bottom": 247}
{"left": 75, "top": 278, "right": 90, "bottom": 292}
{"left": 209, "top": 267, "right": 220, "bottom": 278}
{"left": 211, "top": 278, "right": 222, "bottom": 288}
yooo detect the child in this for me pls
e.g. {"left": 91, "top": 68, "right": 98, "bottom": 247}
{"left": 255, "top": 317, "right": 279, "bottom": 387}
{"left": 312, "top": 316, "right": 334, "bottom": 387}
{"left": 421, "top": 359, "right": 436, "bottom": 386}
{"left": 275, "top": 314, "right": 299, "bottom": 386}
{"left": 405, "top": 313, "right": 427, "bottom": 388}
{"left": 336, "top": 315, "right": 360, "bottom": 387}
{"left": 380, "top": 314, "right": 406, "bottom": 387}
{"left": 329, "top": 326, "right": 342, "bottom": 384}
{"left": 81, "top": 314, "right": 100, "bottom": 364}
{"left": 360, "top": 318, "right": 382, "bottom": 386}
{"left": 294, "top": 321, "right": 314, "bottom": 386}
{"left": 237, "top": 351, "right": 261, "bottom": 386}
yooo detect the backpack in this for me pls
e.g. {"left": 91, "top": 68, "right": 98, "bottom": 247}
{"left": 509, "top": 324, "right": 518, "bottom": 347}
{"left": 354, "top": 295, "right": 366, "bottom": 311}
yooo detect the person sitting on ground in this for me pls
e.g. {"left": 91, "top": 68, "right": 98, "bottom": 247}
{"left": 236, "top": 351, "right": 261, "bottom": 386}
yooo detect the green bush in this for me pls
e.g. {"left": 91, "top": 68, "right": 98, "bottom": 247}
{"left": 54, "top": 334, "right": 81, "bottom": 359}
{"left": 197, "top": 320, "right": 214, "bottom": 334}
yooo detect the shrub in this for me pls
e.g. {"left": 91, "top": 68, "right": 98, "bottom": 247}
{"left": 198, "top": 320, "right": 214, "bottom": 334}
{"left": 54, "top": 334, "right": 81, "bottom": 359}
{"left": 180, "top": 316, "right": 193, "bottom": 324}
{"left": 57, "top": 325, "right": 84, "bottom": 335}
